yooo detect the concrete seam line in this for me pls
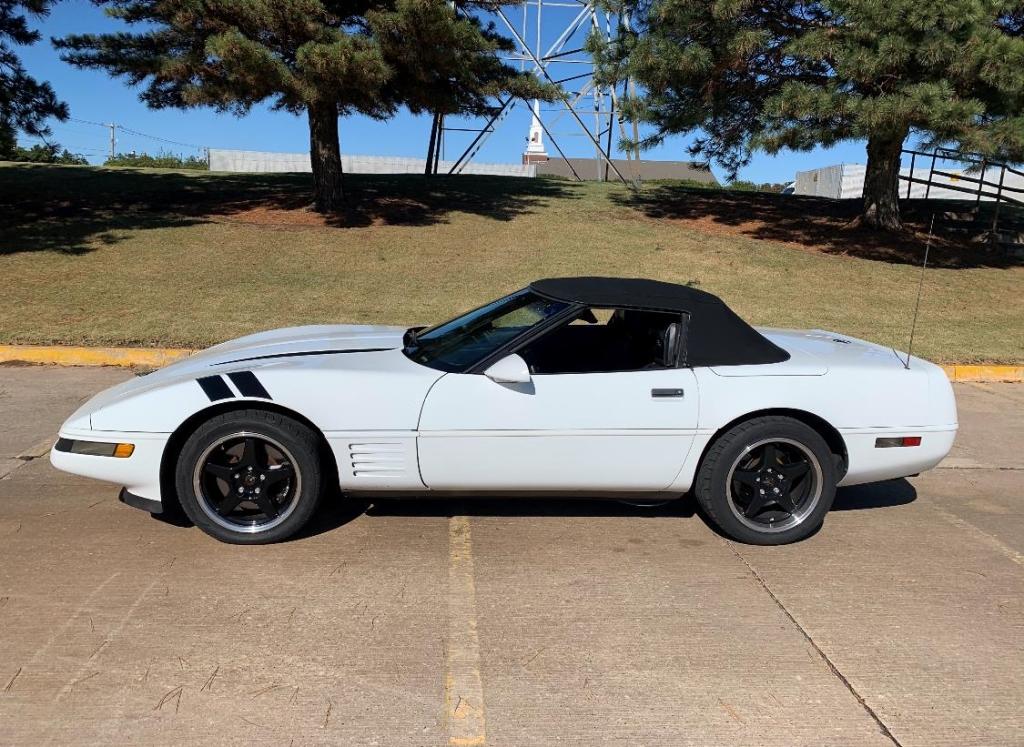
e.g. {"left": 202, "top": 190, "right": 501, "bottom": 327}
{"left": 930, "top": 505, "right": 1024, "bottom": 568}
{"left": 965, "top": 381, "right": 1024, "bottom": 403}
{"left": 18, "top": 572, "right": 121, "bottom": 669}
{"left": 16, "top": 437, "right": 54, "bottom": 461}
{"left": 725, "top": 540, "right": 904, "bottom": 747}
{"left": 51, "top": 578, "right": 161, "bottom": 704}
{"left": 0, "top": 438, "right": 56, "bottom": 481}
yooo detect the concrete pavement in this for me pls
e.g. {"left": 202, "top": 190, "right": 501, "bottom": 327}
{"left": 0, "top": 366, "right": 1020, "bottom": 745}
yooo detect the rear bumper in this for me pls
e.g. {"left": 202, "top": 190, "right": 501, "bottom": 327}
{"left": 838, "top": 425, "right": 957, "bottom": 486}
{"left": 50, "top": 428, "right": 169, "bottom": 504}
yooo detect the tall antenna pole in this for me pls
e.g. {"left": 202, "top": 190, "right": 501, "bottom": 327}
{"left": 450, "top": 0, "right": 633, "bottom": 177}
{"left": 535, "top": 0, "right": 542, "bottom": 160}
{"left": 904, "top": 214, "right": 935, "bottom": 369}
{"left": 107, "top": 123, "right": 117, "bottom": 159}
{"left": 521, "top": 1, "right": 527, "bottom": 73}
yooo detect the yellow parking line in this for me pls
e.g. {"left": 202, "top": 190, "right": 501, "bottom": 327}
{"left": 445, "top": 515, "right": 487, "bottom": 747}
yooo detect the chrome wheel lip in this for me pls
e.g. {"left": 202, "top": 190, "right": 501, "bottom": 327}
{"left": 192, "top": 431, "right": 302, "bottom": 534}
{"left": 726, "top": 437, "right": 823, "bottom": 534}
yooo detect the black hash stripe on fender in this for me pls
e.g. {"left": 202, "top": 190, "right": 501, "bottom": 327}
{"left": 197, "top": 375, "right": 234, "bottom": 402}
{"left": 227, "top": 371, "right": 272, "bottom": 400}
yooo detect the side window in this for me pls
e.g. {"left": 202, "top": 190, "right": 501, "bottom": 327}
{"left": 518, "top": 307, "right": 684, "bottom": 374}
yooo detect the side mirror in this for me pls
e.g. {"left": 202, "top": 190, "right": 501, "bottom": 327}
{"left": 483, "top": 353, "right": 532, "bottom": 384}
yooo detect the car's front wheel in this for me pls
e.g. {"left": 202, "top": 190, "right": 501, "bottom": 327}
{"left": 694, "top": 416, "right": 837, "bottom": 545}
{"left": 175, "top": 409, "right": 324, "bottom": 544}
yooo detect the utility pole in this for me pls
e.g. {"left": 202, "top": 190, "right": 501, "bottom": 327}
{"left": 107, "top": 123, "right": 117, "bottom": 159}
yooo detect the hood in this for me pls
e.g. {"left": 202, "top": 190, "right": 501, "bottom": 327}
{"left": 148, "top": 323, "right": 407, "bottom": 383}
{"left": 61, "top": 324, "right": 409, "bottom": 430}
{"left": 198, "top": 324, "right": 406, "bottom": 363}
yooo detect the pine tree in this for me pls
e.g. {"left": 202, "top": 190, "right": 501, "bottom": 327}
{"left": 594, "top": 0, "right": 1024, "bottom": 230}
{"left": 56, "top": 0, "right": 553, "bottom": 211}
{"left": 1, "top": 0, "right": 68, "bottom": 159}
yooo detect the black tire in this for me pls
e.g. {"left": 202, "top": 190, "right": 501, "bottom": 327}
{"left": 694, "top": 416, "right": 837, "bottom": 545}
{"left": 174, "top": 409, "right": 324, "bottom": 544}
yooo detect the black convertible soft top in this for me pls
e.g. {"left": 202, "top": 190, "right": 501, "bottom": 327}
{"left": 529, "top": 277, "right": 789, "bottom": 367}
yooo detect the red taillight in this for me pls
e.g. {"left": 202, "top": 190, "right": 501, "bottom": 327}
{"left": 875, "top": 436, "right": 922, "bottom": 448}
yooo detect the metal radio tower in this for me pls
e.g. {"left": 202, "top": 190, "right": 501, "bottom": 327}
{"left": 443, "top": 0, "right": 638, "bottom": 183}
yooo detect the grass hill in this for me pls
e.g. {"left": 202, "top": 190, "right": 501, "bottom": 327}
{"left": 1, "top": 162, "right": 1021, "bottom": 363}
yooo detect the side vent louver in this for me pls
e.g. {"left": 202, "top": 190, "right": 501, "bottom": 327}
{"left": 349, "top": 442, "right": 406, "bottom": 479}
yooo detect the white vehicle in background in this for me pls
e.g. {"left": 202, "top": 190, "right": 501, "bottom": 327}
{"left": 51, "top": 277, "right": 957, "bottom": 545}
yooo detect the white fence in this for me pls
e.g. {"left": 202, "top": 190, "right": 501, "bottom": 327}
{"left": 794, "top": 162, "right": 1024, "bottom": 201}
{"left": 208, "top": 149, "right": 536, "bottom": 178}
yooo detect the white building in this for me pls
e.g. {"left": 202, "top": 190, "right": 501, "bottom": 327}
{"left": 794, "top": 162, "right": 1024, "bottom": 202}
{"left": 522, "top": 100, "right": 549, "bottom": 165}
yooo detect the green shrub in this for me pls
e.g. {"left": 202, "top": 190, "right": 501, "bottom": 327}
{"left": 105, "top": 150, "right": 208, "bottom": 170}
{"left": 728, "top": 180, "right": 788, "bottom": 193}
{"left": 5, "top": 143, "right": 88, "bottom": 165}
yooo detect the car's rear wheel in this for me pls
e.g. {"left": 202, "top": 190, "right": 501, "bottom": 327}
{"left": 694, "top": 416, "right": 837, "bottom": 545}
{"left": 175, "top": 409, "right": 324, "bottom": 544}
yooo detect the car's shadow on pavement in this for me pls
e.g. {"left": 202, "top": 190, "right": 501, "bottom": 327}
{"left": 280, "top": 495, "right": 702, "bottom": 541}
{"left": 286, "top": 479, "right": 918, "bottom": 541}
{"left": 150, "top": 480, "right": 917, "bottom": 541}
{"left": 365, "top": 495, "right": 700, "bottom": 519}
{"left": 831, "top": 479, "right": 917, "bottom": 511}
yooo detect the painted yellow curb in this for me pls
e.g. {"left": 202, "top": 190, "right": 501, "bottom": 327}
{"left": 0, "top": 345, "right": 1021, "bottom": 381}
{"left": 942, "top": 364, "right": 1024, "bottom": 383}
{"left": 0, "top": 345, "right": 194, "bottom": 368}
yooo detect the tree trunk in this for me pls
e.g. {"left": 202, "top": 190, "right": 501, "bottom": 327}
{"left": 308, "top": 102, "right": 343, "bottom": 212}
{"left": 424, "top": 112, "right": 439, "bottom": 176}
{"left": 862, "top": 131, "right": 906, "bottom": 231}
{"left": 433, "top": 114, "right": 443, "bottom": 175}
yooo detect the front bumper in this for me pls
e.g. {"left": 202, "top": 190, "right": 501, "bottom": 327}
{"left": 119, "top": 488, "right": 163, "bottom": 514}
{"left": 50, "top": 428, "right": 170, "bottom": 505}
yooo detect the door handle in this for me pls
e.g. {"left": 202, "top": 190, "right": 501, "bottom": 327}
{"left": 651, "top": 388, "right": 685, "bottom": 398}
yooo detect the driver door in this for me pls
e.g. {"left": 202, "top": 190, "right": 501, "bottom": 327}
{"left": 416, "top": 309, "right": 700, "bottom": 491}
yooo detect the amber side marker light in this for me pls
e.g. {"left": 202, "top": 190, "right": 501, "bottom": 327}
{"left": 875, "top": 436, "right": 922, "bottom": 448}
{"left": 55, "top": 439, "right": 135, "bottom": 458}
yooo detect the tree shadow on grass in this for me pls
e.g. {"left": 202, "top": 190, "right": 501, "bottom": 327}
{"left": 617, "top": 183, "right": 1024, "bottom": 269}
{"left": 0, "top": 164, "right": 579, "bottom": 256}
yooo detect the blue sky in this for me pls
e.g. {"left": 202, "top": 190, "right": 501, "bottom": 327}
{"left": 17, "top": 0, "right": 869, "bottom": 184}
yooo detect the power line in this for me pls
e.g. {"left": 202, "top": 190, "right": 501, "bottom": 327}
{"left": 67, "top": 117, "right": 208, "bottom": 153}
{"left": 117, "top": 125, "right": 206, "bottom": 151}
{"left": 68, "top": 116, "right": 109, "bottom": 128}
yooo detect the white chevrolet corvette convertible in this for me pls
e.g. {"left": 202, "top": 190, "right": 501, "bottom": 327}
{"left": 52, "top": 277, "right": 957, "bottom": 545}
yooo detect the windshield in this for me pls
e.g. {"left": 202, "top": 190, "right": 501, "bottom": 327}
{"left": 405, "top": 290, "right": 571, "bottom": 372}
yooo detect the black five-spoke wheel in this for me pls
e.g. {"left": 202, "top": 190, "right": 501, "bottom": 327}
{"left": 695, "top": 416, "right": 837, "bottom": 545}
{"left": 194, "top": 432, "right": 300, "bottom": 532}
{"left": 175, "top": 409, "right": 324, "bottom": 544}
{"left": 726, "top": 438, "right": 822, "bottom": 532}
